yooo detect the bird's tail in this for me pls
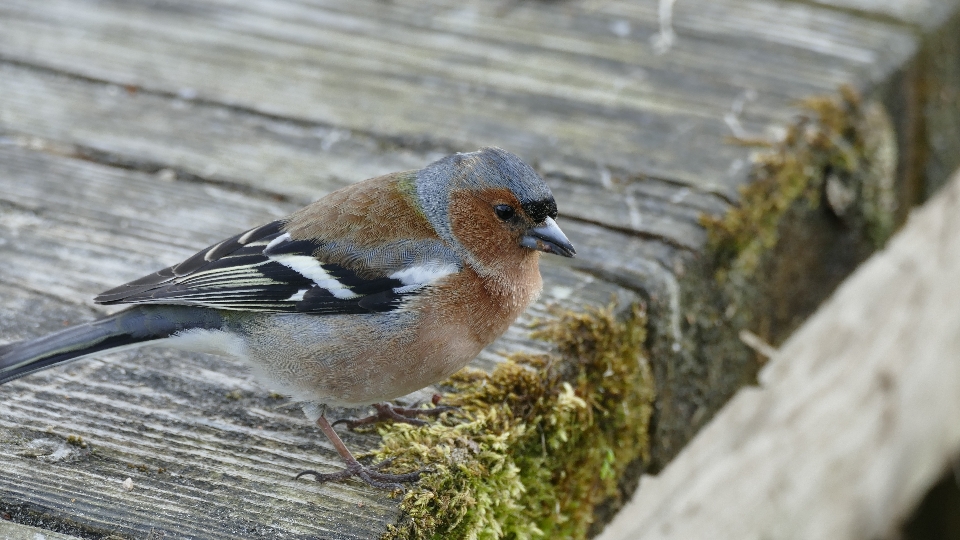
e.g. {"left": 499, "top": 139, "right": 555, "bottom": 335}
{"left": 0, "top": 305, "right": 224, "bottom": 385}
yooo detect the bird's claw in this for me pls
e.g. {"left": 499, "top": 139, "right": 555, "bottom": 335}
{"left": 332, "top": 401, "right": 458, "bottom": 429}
{"left": 296, "top": 461, "right": 423, "bottom": 491}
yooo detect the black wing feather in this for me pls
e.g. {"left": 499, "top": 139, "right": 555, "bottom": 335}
{"left": 96, "top": 220, "right": 285, "bottom": 303}
{"left": 94, "top": 219, "right": 459, "bottom": 315}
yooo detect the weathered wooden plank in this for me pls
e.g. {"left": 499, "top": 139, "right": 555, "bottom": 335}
{"left": 0, "top": 61, "right": 725, "bottom": 253}
{"left": 597, "top": 167, "right": 960, "bottom": 540}
{"left": 0, "top": 149, "right": 397, "bottom": 539}
{"left": 0, "top": 144, "right": 637, "bottom": 538}
{"left": 0, "top": 0, "right": 918, "bottom": 196}
{"left": 0, "top": 520, "right": 82, "bottom": 540}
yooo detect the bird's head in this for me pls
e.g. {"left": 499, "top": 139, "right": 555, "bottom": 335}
{"left": 416, "top": 147, "right": 575, "bottom": 276}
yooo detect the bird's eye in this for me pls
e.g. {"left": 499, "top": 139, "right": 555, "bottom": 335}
{"left": 494, "top": 204, "right": 516, "bottom": 221}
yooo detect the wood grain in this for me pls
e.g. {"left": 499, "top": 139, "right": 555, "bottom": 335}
{"left": 0, "top": 0, "right": 918, "bottom": 196}
{"left": 0, "top": 61, "right": 726, "bottom": 252}
{"left": 0, "top": 145, "right": 635, "bottom": 538}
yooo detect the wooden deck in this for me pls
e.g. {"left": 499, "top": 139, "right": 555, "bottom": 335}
{"left": 1, "top": 0, "right": 958, "bottom": 538}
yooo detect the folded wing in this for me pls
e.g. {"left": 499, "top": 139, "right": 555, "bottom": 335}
{"left": 95, "top": 220, "right": 461, "bottom": 314}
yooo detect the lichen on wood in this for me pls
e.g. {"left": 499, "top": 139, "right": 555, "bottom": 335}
{"left": 702, "top": 85, "right": 897, "bottom": 285}
{"left": 699, "top": 85, "right": 898, "bottom": 346}
{"left": 373, "top": 304, "right": 654, "bottom": 540}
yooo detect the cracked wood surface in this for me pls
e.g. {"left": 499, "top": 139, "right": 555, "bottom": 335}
{"left": 0, "top": 0, "right": 957, "bottom": 538}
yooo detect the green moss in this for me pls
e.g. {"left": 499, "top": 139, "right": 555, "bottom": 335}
{"left": 375, "top": 304, "right": 654, "bottom": 540}
{"left": 701, "top": 85, "right": 897, "bottom": 285}
{"left": 65, "top": 434, "right": 87, "bottom": 448}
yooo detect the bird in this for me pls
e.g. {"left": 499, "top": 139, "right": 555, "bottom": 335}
{"left": 0, "top": 147, "right": 575, "bottom": 489}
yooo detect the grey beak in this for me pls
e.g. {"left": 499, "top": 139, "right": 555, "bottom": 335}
{"left": 520, "top": 217, "right": 576, "bottom": 257}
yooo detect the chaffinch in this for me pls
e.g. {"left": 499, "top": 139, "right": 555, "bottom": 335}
{"left": 0, "top": 147, "right": 575, "bottom": 489}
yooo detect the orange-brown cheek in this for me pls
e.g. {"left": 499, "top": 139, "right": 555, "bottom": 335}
{"left": 448, "top": 189, "right": 526, "bottom": 270}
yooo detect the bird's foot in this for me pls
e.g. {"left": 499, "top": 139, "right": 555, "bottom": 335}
{"left": 296, "top": 458, "right": 424, "bottom": 491}
{"left": 332, "top": 396, "right": 456, "bottom": 429}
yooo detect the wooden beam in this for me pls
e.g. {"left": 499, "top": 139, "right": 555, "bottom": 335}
{"left": 598, "top": 169, "right": 960, "bottom": 540}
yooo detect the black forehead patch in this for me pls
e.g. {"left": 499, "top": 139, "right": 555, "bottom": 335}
{"left": 522, "top": 198, "right": 558, "bottom": 223}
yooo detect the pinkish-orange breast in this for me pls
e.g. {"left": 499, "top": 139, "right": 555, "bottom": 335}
{"left": 403, "top": 260, "right": 542, "bottom": 383}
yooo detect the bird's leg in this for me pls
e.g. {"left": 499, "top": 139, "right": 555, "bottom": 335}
{"left": 296, "top": 415, "right": 422, "bottom": 490}
{"left": 332, "top": 395, "right": 456, "bottom": 429}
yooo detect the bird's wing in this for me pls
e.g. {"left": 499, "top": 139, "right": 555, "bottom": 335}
{"left": 95, "top": 220, "right": 461, "bottom": 314}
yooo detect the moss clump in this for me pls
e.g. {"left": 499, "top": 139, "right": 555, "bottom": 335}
{"left": 65, "top": 434, "right": 88, "bottom": 448}
{"left": 375, "top": 304, "right": 654, "bottom": 540}
{"left": 701, "top": 85, "right": 897, "bottom": 286}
